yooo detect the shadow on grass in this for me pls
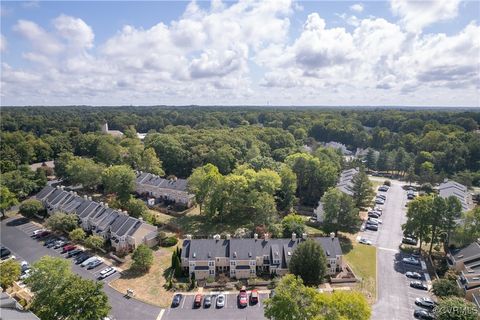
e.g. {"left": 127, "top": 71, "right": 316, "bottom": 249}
{"left": 339, "top": 236, "right": 353, "bottom": 254}
{"left": 172, "top": 214, "right": 247, "bottom": 237}
{"left": 119, "top": 267, "right": 150, "bottom": 280}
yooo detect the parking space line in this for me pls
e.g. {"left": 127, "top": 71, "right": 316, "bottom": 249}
{"left": 180, "top": 295, "right": 186, "bottom": 309}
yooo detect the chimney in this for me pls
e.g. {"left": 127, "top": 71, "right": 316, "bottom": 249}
{"left": 104, "top": 203, "right": 109, "bottom": 208}
{"left": 302, "top": 233, "right": 307, "bottom": 240}
{"left": 74, "top": 192, "right": 78, "bottom": 196}
{"left": 214, "top": 234, "right": 221, "bottom": 241}
{"left": 264, "top": 233, "right": 269, "bottom": 240}
{"left": 226, "top": 234, "right": 231, "bottom": 240}
{"left": 60, "top": 186, "right": 65, "bottom": 190}
{"left": 139, "top": 217, "right": 143, "bottom": 222}
{"left": 83, "top": 195, "right": 88, "bottom": 200}
{"left": 88, "top": 196, "right": 92, "bottom": 201}
{"left": 100, "top": 202, "right": 104, "bottom": 206}
{"left": 330, "top": 232, "right": 335, "bottom": 240}
{"left": 254, "top": 233, "right": 258, "bottom": 240}
{"left": 124, "top": 210, "right": 128, "bottom": 215}
{"left": 292, "top": 233, "right": 297, "bottom": 241}
{"left": 186, "top": 234, "right": 192, "bottom": 240}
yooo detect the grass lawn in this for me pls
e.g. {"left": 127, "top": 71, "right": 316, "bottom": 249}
{"left": 110, "top": 246, "right": 177, "bottom": 307}
{"left": 344, "top": 243, "right": 377, "bottom": 303}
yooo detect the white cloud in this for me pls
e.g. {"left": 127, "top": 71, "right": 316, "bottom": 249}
{"left": 53, "top": 15, "right": 94, "bottom": 49}
{"left": 0, "top": 34, "right": 6, "bottom": 52}
{"left": 390, "top": 0, "right": 461, "bottom": 33}
{"left": 350, "top": 4, "right": 364, "bottom": 13}
{"left": 13, "top": 19, "right": 63, "bottom": 54}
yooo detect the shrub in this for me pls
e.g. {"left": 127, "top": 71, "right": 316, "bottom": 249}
{"left": 132, "top": 244, "right": 154, "bottom": 272}
{"left": 383, "top": 180, "right": 391, "bottom": 186}
{"left": 19, "top": 199, "right": 45, "bottom": 219}
{"left": 161, "top": 236, "right": 178, "bottom": 247}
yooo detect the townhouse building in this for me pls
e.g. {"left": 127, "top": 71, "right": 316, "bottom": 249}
{"left": 35, "top": 186, "right": 157, "bottom": 252}
{"left": 437, "top": 180, "right": 474, "bottom": 213}
{"left": 135, "top": 172, "right": 195, "bottom": 208}
{"left": 181, "top": 233, "right": 343, "bottom": 280}
{"left": 447, "top": 240, "right": 480, "bottom": 304}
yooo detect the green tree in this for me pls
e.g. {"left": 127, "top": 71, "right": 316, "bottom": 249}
{"left": 365, "top": 149, "right": 377, "bottom": 170}
{"left": 0, "top": 186, "right": 18, "bottom": 214}
{"left": 321, "top": 188, "right": 361, "bottom": 236}
{"left": 187, "top": 164, "right": 222, "bottom": 214}
{"left": 138, "top": 147, "right": 165, "bottom": 176}
{"left": 0, "top": 259, "right": 21, "bottom": 288}
{"left": 443, "top": 196, "right": 462, "bottom": 246}
{"left": 54, "top": 151, "right": 74, "bottom": 180}
{"left": 403, "top": 195, "right": 432, "bottom": 252}
{"left": 289, "top": 240, "right": 327, "bottom": 286}
{"left": 123, "top": 197, "right": 148, "bottom": 218}
{"left": 69, "top": 227, "right": 86, "bottom": 242}
{"left": 102, "top": 165, "right": 136, "bottom": 203}
{"left": 19, "top": 199, "right": 45, "bottom": 218}
{"left": 26, "top": 256, "right": 110, "bottom": 320}
{"left": 351, "top": 168, "right": 374, "bottom": 208}
{"left": 277, "top": 166, "right": 297, "bottom": 212}
{"left": 281, "top": 214, "right": 305, "bottom": 238}
{"left": 65, "top": 156, "right": 105, "bottom": 189}
{"left": 431, "top": 278, "right": 462, "bottom": 298}
{"left": 45, "top": 212, "right": 79, "bottom": 233}
{"left": 453, "top": 207, "right": 480, "bottom": 246}
{"left": 428, "top": 196, "right": 447, "bottom": 255}
{"left": 435, "top": 296, "right": 478, "bottom": 320}
{"left": 132, "top": 244, "right": 154, "bottom": 272}
{"left": 84, "top": 235, "right": 105, "bottom": 252}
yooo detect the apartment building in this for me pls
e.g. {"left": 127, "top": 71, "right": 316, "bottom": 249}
{"left": 437, "top": 180, "right": 474, "bottom": 213}
{"left": 135, "top": 172, "right": 195, "bottom": 208}
{"left": 35, "top": 186, "right": 157, "bottom": 252}
{"left": 447, "top": 240, "right": 480, "bottom": 302}
{"left": 181, "top": 233, "right": 343, "bottom": 280}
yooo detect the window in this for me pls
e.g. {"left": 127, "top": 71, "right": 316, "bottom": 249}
{"left": 208, "top": 261, "right": 215, "bottom": 267}
{"left": 250, "top": 260, "right": 256, "bottom": 266}
{"left": 230, "top": 260, "right": 236, "bottom": 266}
{"left": 209, "top": 270, "right": 215, "bottom": 275}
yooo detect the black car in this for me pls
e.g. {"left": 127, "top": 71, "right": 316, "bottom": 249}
{"left": 74, "top": 253, "right": 91, "bottom": 264}
{"left": 410, "top": 281, "right": 428, "bottom": 290}
{"left": 402, "top": 236, "right": 418, "bottom": 245}
{"left": 171, "top": 294, "right": 182, "bottom": 307}
{"left": 414, "top": 308, "right": 435, "bottom": 319}
{"left": 368, "top": 212, "right": 380, "bottom": 219}
{"left": 0, "top": 247, "right": 11, "bottom": 260}
{"left": 203, "top": 296, "right": 212, "bottom": 308}
{"left": 365, "top": 223, "right": 378, "bottom": 231}
{"left": 67, "top": 249, "right": 83, "bottom": 258}
{"left": 43, "top": 237, "right": 58, "bottom": 246}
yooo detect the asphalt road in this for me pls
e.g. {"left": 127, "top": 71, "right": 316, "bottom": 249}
{"left": 1, "top": 216, "right": 162, "bottom": 320}
{"left": 370, "top": 179, "right": 433, "bottom": 320}
{"left": 162, "top": 292, "right": 268, "bottom": 320}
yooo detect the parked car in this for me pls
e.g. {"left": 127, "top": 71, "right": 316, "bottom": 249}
{"left": 378, "top": 185, "right": 389, "bottom": 192}
{"left": 403, "top": 237, "right": 418, "bottom": 245}
{"left": 193, "top": 294, "right": 203, "bottom": 308}
{"left": 31, "top": 229, "right": 46, "bottom": 237}
{"left": 250, "top": 289, "right": 259, "bottom": 304}
{"left": 61, "top": 245, "right": 76, "bottom": 253}
{"left": 67, "top": 249, "right": 83, "bottom": 258}
{"left": 406, "top": 271, "right": 422, "bottom": 279}
{"left": 35, "top": 231, "right": 51, "bottom": 239}
{"left": 0, "top": 246, "right": 11, "bottom": 260}
{"left": 376, "top": 194, "right": 386, "bottom": 200}
{"left": 53, "top": 240, "right": 67, "bottom": 249}
{"left": 98, "top": 267, "right": 116, "bottom": 280}
{"left": 368, "top": 217, "right": 382, "bottom": 224}
{"left": 81, "top": 256, "right": 99, "bottom": 267}
{"left": 216, "top": 294, "right": 225, "bottom": 308}
{"left": 373, "top": 206, "right": 383, "bottom": 212}
{"left": 403, "top": 257, "right": 420, "bottom": 265}
{"left": 368, "top": 212, "right": 381, "bottom": 219}
{"left": 365, "top": 224, "right": 378, "bottom": 231}
{"left": 203, "top": 295, "right": 212, "bottom": 308}
{"left": 43, "top": 237, "right": 58, "bottom": 246}
{"left": 413, "top": 308, "right": 435, "bottom": 319}
{"left": 359, "top": 238, "right": 372, "bottom": 245}
{"left": 20, "top": 269, "right": 31, "bottom": 280}
{"left": 415, "top": 297, "right": 437, "bottom": 310}
{"left": 172, "top": 294, "right": 183, "bottom": 307}
{"left": 238, "top": 288, "right": 248, "bottom": 308}
{"left": 367, "top": 219, "right": 379, "bottom": 226}
{"left": 20, "top": 261, "right": 30, "bottom": 273}
{"left": 86, "top": 258, "right": 103, "bottom": 270}
{"left": 375, "top": 198, "right": 385, "bottom": 205}
{"left": 74, "top": 253, "right": 91, "bottom": 264}
{"left": 410, "top": 281, "right": 428, "bottom": 290}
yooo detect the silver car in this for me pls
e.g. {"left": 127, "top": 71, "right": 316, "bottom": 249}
{"left": 216, "top": 294, "right": 225, "bottom": 308}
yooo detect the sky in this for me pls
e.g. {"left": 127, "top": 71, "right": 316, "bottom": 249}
{"left": 1, "top": 0, "right": 479, "bottom": 107}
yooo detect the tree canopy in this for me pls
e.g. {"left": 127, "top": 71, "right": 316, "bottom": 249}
{"left": 321, "top": 188, "right": 361, "bottom": 236}
{"left": 131, "top": 244, "right": 154, "bottom": 272}
{"left": 288, "top": 239, "right": 328, "bottom": 286}
{"left": 102, "top": 165, "right": 136, "bottom": 202}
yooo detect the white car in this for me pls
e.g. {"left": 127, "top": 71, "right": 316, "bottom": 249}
{"left": 31, "top": 229, "right": 46, "bottom": 237}
{"left": 359, "top": 238, "right": 372, "bottom": 245}
{"left": 98, "top": 267, "right": 116, "bottom": 279}
{"left": 402, "top": 257, "right": 420, "bottom": 265}
{"left": 20, "top": 269, "right": 31, "bottom": 280}
{"left": 81, "top": 256, "right": 99, "bottom": 267}
{"left": 368, "top": 217, "right": 382, "bottom": 224}
{"left": 216, "top": 294, "right": 225, "bottom": 308}
{"left": 375, "top": 198, "right": 385, "bottom": 205}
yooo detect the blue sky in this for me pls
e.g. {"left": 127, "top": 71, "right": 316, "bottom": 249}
{"left": 1, "top": 0, "right": 479, "bottom": 106}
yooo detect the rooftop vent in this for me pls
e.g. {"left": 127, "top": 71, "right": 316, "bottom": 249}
{"left": 233, "top": 252, "right": 237, "bottom": 258}
{"left": 193, "top": 252, "right": 196, "bottom": 258}
{"left": 291, "top": 233, "right": 297, "bottom": 241}
{"left": 254, "top": 233, "right": 258, "bottom": 240}
{"left": 287, "top": 251, "right": 291, "bottom": 256}
{"left": 326, "top": 250, "right": 330, "bottom": 256}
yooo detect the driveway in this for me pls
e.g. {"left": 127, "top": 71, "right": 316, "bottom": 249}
{"left": 162, "top": 291, "right": 268, "bottom": 320}
{"left": 369, "top": 179, "right": 433, "bottom": 320}
{"left": 1, "top": 216, "right": 162, "bottom": 320}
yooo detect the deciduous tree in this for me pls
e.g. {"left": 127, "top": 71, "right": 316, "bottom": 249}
{"left": 434, "top": 296, "right": 478, "bottom": 320}
{"left": 19, "top": 199, "right": 45, "bottom": 219}
{"left": 69, "top": 227, "right": 86, "bottom": 242}
{"left": 85, "top": 235, "right": 105, "bottom": 252}
{"left": 288, "top": 240, "right": 327, "bottom": 286}
{"left": 351, "top": 168, "right": 374, "bottom": 209}
{"left": 431, "top": 278, "right": 462, "bottom": 298}
{"left": 132, "top": 244, "right": 154, "bottom": 272}
{"left": 102, "top": 165, "right": 136, "bottom": 202}
{"left": 321, "top": 188, "right": 361, "bottom": 236}
{"left": 281, "top": 214, "right": 305, "bottom": 238}
{"left": 45, "top": 212, "right": 79, "bottom": 233}
{"left": 0, "top": 259, "right": 21, "bottom": 288}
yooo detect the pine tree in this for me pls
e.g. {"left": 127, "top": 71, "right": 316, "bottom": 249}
{"left": 352, "top": 168, "right": 375, "bottom": 209}
{"left": 365, "top": 149, "right": 377, "bottom": 170}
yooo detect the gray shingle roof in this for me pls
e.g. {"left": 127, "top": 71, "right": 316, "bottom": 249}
{"left": 110, "top": 214, "right": 129, "bottom": 234}
{"left": 35, "top": 186, "right": 55, "bottom": 200}
{"left": 438, "top": 180, "right": 470, "bottom": 211}
{"left": 450, "top": 241, "right": 480, "bottom": 263}
{"left": 116, "top": 217, "right": 138, "bottom": 237}
{"left": 136, "top": 172, "right": 188, "bottom": 192}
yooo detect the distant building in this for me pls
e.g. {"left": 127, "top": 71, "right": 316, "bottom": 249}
{"left": 447, "top": 240, "right": 480, "bottom": 302}
{"left": 437, "top": 180, "right": 474, "bottom": 212}
{"left": 29, "top": 160, "right": 55, "bottom": 172}
{"left": 181, "top": 233, "right": 343, "bottom": 280}
{"left": 135, "top": 172, "right": 195, "bottom": 208}
{"left": 324, "top": 141, "right": 353, "bottom": 156}
{"left": 35, "top": 186, "right": 157, "bottom": 252}
{"left": 101, "top": 123, "right": 124, "bottom": 138}
{"left": 314, "top": 168, "right": 359, "bottom": 222}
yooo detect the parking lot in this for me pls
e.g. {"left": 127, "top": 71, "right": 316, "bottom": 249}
{"left": 1, "top": 216, "right": 162, "bottom": 320}
{"left": 370, "top": 179, "right": 435, "bottom": 320}
{"left": 163, "top": 291, "right": 268, "bottom": 320}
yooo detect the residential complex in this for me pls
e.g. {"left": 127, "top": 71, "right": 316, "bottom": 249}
{"left": 437, "top": 179, "right": 474, "bottom": 212}
{"left": 181, "top": 233, "right": 343, "bottom": 280}
{"left": 447, "top": 239, "right": 480, "bottom": 308}
{"left": 135, "top": 172, "right": 195, "bottom": 208}
{"left": 314, "top": 168, "right": 359, "bottom": 222}
{"left": 35, "top": 186, "right": 157, "bottom": 252}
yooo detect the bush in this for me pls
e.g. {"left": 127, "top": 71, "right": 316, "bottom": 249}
{"left": 69, "top": 228, "right": 86, "bottom": 242}
{"left": 383, "top": 180, "right": 391, "bottom": 186}
{"left": 161, "top": 236, "right": 178, "bottom": 247}
{"left": 132, "top": 244, "right": 154, "bottom": 272}
{"left": 19, "top": 199, "right": 45, "bottom": 219}
{"left": 45, "top": 212, "right": 78, "bottom": 233}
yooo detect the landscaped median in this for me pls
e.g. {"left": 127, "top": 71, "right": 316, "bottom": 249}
{"left": 344, "top": 243, "right": 377, "bottom": 303}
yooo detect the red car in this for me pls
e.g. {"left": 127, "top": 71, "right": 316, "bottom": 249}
{"left": 61, "top": 245, "right": 76, "bottom": 253}
{"left": 238, "top": 288, "right": 248, "bottom": 308}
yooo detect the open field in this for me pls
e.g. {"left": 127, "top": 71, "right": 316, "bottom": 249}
{"left": 345, "top": 243, "right": 377, "bottom": 303}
